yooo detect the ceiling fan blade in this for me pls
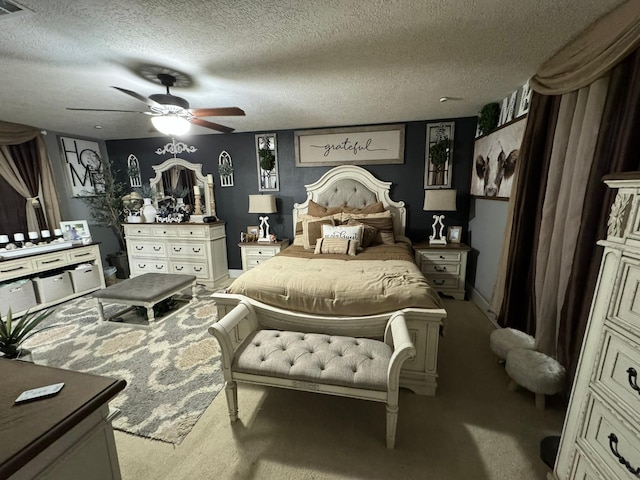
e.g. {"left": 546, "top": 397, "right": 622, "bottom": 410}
{"left": 190, "top": 118, "right": 235, "bottom": 133}
{"left": 111, "top": 86, "right": 162, "bottom": 108}
{"left": 189, "top": 107, "right": 245, "bottom": 117}
{"left": 66, "top": 107, "right": 153, "bottom": 115}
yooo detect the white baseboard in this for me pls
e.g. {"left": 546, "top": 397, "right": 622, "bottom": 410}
{"left": 467, "top": 284, "right": 499, "bottom": 329}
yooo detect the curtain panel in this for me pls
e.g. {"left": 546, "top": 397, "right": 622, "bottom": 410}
{"left": 530, "top": 0, "right": 640, "bottom": 95}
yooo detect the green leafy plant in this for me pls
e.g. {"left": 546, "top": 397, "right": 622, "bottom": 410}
{"left": 167, "top": 187, "right": 188, "bottom": 199}
{"left": 0, "top": 308, "right": 55, "bottom": 359}
{"left": 478, "top": 102, "right": 500, "bottom": 136}
{"left": 135, "top": 184, "right": 157, "bottom": 200}
{"left": 429, "top": 137, "right": 451, "bottom": 166}
{"left": 218, "top": 163, "right": 234, "bottom": 176}
{"left": 258, "top": 148, "right": 275, "bottom": 171}
{"left": 82, "top": 154, "right": 128, "bottom": 252}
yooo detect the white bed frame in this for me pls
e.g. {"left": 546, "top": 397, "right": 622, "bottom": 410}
{"left": 212, "top": 165, "right": 446, "bottom": 396}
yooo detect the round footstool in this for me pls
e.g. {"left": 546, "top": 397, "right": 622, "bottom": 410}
{"left": 505, "top": 348, "right": 566, "bottom": 409}
{"left": 489, "top": 327, "right": 534, "bottom": 362}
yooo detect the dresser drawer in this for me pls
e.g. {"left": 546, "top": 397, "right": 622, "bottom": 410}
{"left": 170, "top": 261, "right": 209, "bottom": 279}
{"left": 419, "top": 251, "right": 462, "bottom": 263}
{"left": 614, "top": 259, "right": 640, "bottom": 331}
{"left": 125, "top": 225, "right": 156, "bottom": 237}
{"left": 68, "top": 246, "right": 98, "bottom": 262}
{"left": 131, "top": 260, "right": 168, "bottom": 274}
{"left": 596, "top": 327, "right": 640, "bottom": 416}
{"left": 0, "top": 258, "right": 34, "bottom": 281}
{"left": 152, "top": 226, "right": 179, "bottom": 237}
{"left": 421, "top": 262, "right": 460, "bottom": 276}
{"left": 581, "top": 395, "right": 640, "bottom": 479}
{"left": 168, "top": 242, "right": 207, "bottom": 258}
{"left": 33, "top": 252, "right": 68, "bottom": 270}
{"left": 178, "top": 227, "right": 208, "bottom": 239}
{"left": 571, "top": 450, "right": 607, "bottom": 480}
{"left": 130, "top": 242, "right": 166, "bottom": 257}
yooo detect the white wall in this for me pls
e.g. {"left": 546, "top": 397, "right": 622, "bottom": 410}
{"left": 467, "top": 197, "right": 509, "bottom": 322}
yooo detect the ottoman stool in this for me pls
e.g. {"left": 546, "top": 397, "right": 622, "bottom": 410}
{"left": 489, "top": 327, "right": 535, "bottom": 362}
{"left": 505, "top": 348, "right": 566, "bottom": 409}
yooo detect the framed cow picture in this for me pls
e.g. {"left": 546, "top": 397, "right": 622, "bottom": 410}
{"left": 470, "top": 116, "right": 527, "bottom": 200}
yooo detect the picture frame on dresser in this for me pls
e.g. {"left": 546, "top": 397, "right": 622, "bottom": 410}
{"left": 59, "top": 220, "right": 91, "bottom": 244}
{"left": 447, "top": 226, "right": 462, "bottom": 243}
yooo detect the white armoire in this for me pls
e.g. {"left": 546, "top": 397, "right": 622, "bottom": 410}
{"left": 552, "top": 173, "right": 640, "bottom": 479}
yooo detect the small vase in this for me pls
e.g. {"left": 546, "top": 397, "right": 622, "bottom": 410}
{"left": 141, "top": 198, "right": 157, "bottom": 223}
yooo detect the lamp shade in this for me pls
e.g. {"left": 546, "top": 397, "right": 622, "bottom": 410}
{"left": 150, "top": 115, "right": 191, "bottom": 135}
{"left": 248, "top": 194, "right": 277, "bottom": 214}
{"left": 423, "top": 189, "right": 457, "bottom": 211}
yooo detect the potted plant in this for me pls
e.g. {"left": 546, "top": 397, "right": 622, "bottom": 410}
{"left": 0, "top": 308, "right": 55, "bottom": 359}
{"left": 429, "top": 137, "right": 451, "bottom": 185}
{"left": 82, "top": 154, "right": 130, "bottom": 278}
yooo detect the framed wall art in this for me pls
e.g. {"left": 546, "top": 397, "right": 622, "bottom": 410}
{"left": 58, "top": 136, "right": 103, "bottom": 197}
{"left": 294, "top": 124, "right": 405, "bottom": 167}
{"left": 447, "top": 226, "right": 462, "bottom": 244}
{"left": 471, "top": 116, "right": 527, "bottom": 200}
{"left": 256, "top": 133, "right": 279, "bottom": 192}
{"left": 425, "top": 122, "right": 454, "bottom": 189}
{"left": 59, "top": 220, "right": 91, "bottom": 244}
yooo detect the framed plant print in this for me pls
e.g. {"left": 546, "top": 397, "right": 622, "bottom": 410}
{"left": 425, "top": 122, "right": 454, "bottom": 189}
{"left": 256, "top": 134, "right": 279, "bottom": 192}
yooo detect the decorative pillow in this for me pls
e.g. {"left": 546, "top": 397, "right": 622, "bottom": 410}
{"left": 345, "top": 220, "right": 379, "bottom": 248}
{"left": 302, "top": 216, "right": 335, "bottom": 249}
{"left": 314, "top": 237, "right": 357, "bottom": 256}
{"left": 342, "top": 211, "right": 395, "bottom": 245}
{"left": 308, "top": 200, "right": 386, "bottom": 217}
{"left": 321, "top": 224, "right": 362, "bottom": 244}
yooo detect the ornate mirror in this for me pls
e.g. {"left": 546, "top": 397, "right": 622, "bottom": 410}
{"left": 149, "top": 158, "right": 214, "bottom": 216}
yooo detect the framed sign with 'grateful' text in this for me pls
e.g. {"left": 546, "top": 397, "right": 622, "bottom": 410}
{"left": 294, "top": 124, "right": 405, "bottom": 167}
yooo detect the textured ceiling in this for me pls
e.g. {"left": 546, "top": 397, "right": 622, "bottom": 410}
{"left": 0, "top": 0, "right": 625, "bottom": 140}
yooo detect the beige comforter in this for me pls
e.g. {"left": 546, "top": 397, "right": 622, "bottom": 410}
{"left": 226, "top": 243, "right": 443, "bottom": 316}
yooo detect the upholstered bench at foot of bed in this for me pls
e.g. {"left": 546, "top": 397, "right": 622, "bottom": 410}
{"left": 208, "top": 300, "right": 416, "bottom": 449}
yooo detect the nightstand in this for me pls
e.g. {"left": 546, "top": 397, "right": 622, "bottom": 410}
{"left": 239, "top": 239, "right": 290, "bottom": 271}
{"left": 413, "top": 242, "right": 470, "bottom": 300}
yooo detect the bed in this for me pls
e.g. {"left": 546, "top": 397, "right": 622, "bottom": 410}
{"left": 212, "top": 165, "right": 447, "bottom": 395}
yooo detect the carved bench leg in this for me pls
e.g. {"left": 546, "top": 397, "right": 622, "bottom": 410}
{"left": 385, "top": 404, "right": 398, "bottom": 449}
{"left": 225, "top": 381, "right": 238, "bottom": 422}
{"left": 95, "top": 299, "right": 106, "bottom": 321}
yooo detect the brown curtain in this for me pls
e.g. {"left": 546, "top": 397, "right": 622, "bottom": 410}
{"left": 0, "top": 174, "right": 27, "bottom": 235}
{"left": 497, "top": 93, "right": 561, "bottom": 333}
{"left": 559, "top": 48, "right": 640, "bottom": 386}
{"left": 9, "top": 139, "right": 46, "bottom": 229}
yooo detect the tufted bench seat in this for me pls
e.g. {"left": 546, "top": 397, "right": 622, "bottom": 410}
{"left": 209, "top": 299, "right": 416, "bottom": 449}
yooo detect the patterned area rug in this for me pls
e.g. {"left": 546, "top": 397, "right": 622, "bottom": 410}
{"left": 23, "top": 291, "right": 224, "bottom": 445}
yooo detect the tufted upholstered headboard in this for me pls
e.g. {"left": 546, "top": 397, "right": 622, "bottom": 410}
{"left": 293, "top": 165, "right": 407, "bottom": 239}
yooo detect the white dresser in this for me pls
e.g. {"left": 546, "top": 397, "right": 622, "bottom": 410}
{"left": 124, "top": 222, "right": 229, "bottom": 288}
{"left": 413, "top": 242, "right": 469, "bottom": 300}
{"left": 553, "top": 174, "right": 640, "bottom": 480}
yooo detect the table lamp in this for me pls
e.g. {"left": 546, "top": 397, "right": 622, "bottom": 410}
{"left": 423, "top": 189, "right": 457, "bottom": 245}
{"left": 248, "top": 194, "right": 277, "bottom": 242}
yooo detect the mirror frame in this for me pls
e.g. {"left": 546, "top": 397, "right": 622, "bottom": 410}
{"left": 150, "top": 158, "right": 211, "bottom": 216}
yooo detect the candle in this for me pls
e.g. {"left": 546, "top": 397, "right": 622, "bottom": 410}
{"left": 0, "top": 235, "right": 9, "bottom": 243}
{"left": 41, "top": 230, "right": 51, "bottom": 238}
{"left": 14, "top": 233, "right": 25, "bottom": 242}
{"left": 28, "top": 231, "right": 39, "bottom": 240}
{"left": 54, "top": 229, "right": 63, "bottom": 237}
{"left": 207, "top": 174, "right": 213, "bottom": 185}
{"left": 194, "top": 185, "right": 200, "bottom": 195}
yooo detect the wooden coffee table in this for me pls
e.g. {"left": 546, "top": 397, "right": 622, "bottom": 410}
{"left": 92, "top": 273, "right": 197, "bottom": 323}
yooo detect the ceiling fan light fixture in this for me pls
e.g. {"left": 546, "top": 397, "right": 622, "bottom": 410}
{"left": 151, "top": 115, "right": 191, "bottom": 135}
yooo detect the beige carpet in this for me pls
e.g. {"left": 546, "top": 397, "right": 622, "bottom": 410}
{"left": 115, "top": 298, "right": 566, "bottom": 479}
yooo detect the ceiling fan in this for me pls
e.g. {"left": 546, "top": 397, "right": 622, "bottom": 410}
{"left": 67, "top": 73, "right": 245, "bottom": 134}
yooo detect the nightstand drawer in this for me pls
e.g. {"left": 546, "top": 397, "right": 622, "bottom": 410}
{"left": 419, "top": 251, "right": 462, "bottom": 263}
{"left": 247, "top": 256, "right": 270, "bottom": 269}
{"left": 243, "top": 246, "right": 279, "bottom": 257}
{"left": 426, "top": 277, "right": 459, "bottom": 289}
{"left": 421, "top": 263, "right": 460, "bottom": 276}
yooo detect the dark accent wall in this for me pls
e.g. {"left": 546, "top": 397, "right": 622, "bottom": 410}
{"left": 106, "top": 117, "right": 476, "bottom": 269}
